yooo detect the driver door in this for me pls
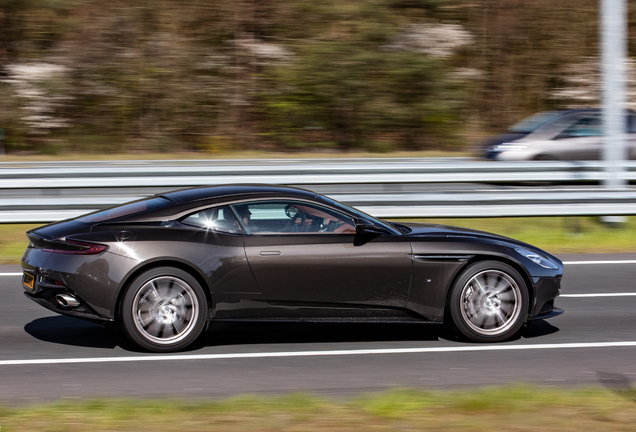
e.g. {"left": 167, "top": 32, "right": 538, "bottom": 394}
{"left": 238, "top": 200, "right": 412, "bottom": 310}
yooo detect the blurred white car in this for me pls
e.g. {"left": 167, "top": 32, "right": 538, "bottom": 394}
{"left": 483, "top": 109, "right": 636, "bottom": 161}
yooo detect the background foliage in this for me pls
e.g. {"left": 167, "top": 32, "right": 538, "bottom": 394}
{"left": 0, "top": 0, "right": 632, "bottom": 153}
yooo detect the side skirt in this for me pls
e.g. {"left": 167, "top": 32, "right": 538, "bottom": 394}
{"left": 209, "top": 317, "right": 443, "bottom": 324}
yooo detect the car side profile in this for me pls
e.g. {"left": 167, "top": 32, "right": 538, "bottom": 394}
{"left": 483, "top": 108, "right": 636, "bottom": 161}
{"left": 21, "top": 184, "right": 563, "bottom": 352}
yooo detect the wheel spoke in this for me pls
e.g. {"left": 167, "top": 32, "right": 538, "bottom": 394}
{"left": 172, "top": 319, "right": 187, "bottom": 334}
{"left": 459, "top": 268, "right": 523, "bottom": 337}
{"left": 131, "top": 275, "right": 200, "bottom": 345}
{"left": 492, "top": 277, "right": 511, "bottom": 295}
{"left": 138, "top": 311, "right": 154, "bottom": 328}
{"left": 495, "top": 310, "right": 506, "bottom": 326}
{"left": 144, "top": 319, "right": 162, "bottom": 335}
{"left": 473, "top": 277, "right": 487, "bottom": 295}
{"left": 148, "top": 282, "right": 161, "bottom": 301}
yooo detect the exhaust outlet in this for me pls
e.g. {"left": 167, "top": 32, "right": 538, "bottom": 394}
{"left": 56, "top": 294, "right": 80, "bottom": 308}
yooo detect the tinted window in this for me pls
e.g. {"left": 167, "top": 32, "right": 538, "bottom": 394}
{"left": 181, "top": 205, "right": 243, "bottom": 234}
{"left": 232, "top": 201, "right": 356, "bottom": 234}
{"left": 629, "top": 115, "right": 636, "bottom": 133}
{"left": 76, "top": 197, "right": 173, "bottom": 223}
{"left": 557, "top": 114, "right": 602, "bottom": 138}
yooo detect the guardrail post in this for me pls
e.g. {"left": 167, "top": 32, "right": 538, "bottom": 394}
{"left": 601, "top": 0, "right": 628, "bottom": 190}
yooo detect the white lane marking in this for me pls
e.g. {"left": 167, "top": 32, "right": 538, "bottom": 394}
{"left": 1, "top": 341, "right": 636, "bottom": 367}
{"left": 563, "top": 260, "right": 636, "bottom": 265}
{"left": 0, "top": 273, "right": 23, "bottom": 276}
{"left": 561, "top": 293, "right": 636, "bottom": 298}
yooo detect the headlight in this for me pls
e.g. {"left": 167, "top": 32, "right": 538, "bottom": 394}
{"left": 515, "top": 248, "right": 559, "bottom": 269}
{"left": 496, "top": 143, "right": 528, "bottom": 150}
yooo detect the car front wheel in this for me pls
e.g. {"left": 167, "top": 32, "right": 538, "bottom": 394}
{"left": 448, "top": 261, "right": 528, "bottom": 343}
{"left": 120, "top": 267, "right": 208, "bottom": 352}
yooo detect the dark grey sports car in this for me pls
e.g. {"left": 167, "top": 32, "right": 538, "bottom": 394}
{"left": 21, "top": 184, "right": 563, "bottom": 352}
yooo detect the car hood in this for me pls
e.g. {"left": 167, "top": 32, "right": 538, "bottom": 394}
{"left": 481, "top": 132, "right": 528, "bottom": 149}
{"left": 401, "top": 222, "right": 545, "bottom": 252}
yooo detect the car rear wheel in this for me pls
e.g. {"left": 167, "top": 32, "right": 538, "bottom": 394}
{"left": 121, "top": 267, "right": 208, "bottom": 352}
{"left": 448, "top": 261, "right": 528, "bottom": 343}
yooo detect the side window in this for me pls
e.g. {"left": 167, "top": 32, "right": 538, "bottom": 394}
{"left": 629, "top": 115, "right": 636, "bottom": 133}
{"left": 232, "top": 201, "right": 356, "bottom": 235}
{"left": 557, "top": 115, "right": 602, "bottom": 138}
{"left": 181, "top": 205, "right": 243, "bottom": 234}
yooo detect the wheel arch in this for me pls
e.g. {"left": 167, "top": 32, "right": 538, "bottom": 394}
{"left": 444, "top": 255, "right": 535, "bottom": 319}
{"left": 115, "top": 259, "right": 212, "bottom": 322}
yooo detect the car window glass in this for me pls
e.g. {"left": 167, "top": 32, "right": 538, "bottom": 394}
{"left": 508, "top": 111, "right": 561, "bottom": 133}
{"left": 76, "top": 196, "right": 173, "bottom": 223}
{"left": 318, "top": 195, "right": 397, "bottom": 233}
{"left": 232, "top": 201, "right": 356, "bottom": 234}
{"left": 556, "top": 115, "right": 602, "bottom": 138}
{"left": 181, "top": 205, "right": 244, "bottom": 234}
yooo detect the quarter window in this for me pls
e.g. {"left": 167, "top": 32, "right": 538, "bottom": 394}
{"left": 181, "top": 205, "right": 243, "bottom": 234}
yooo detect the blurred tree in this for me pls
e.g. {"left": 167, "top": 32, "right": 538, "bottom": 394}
{"left": 257, "top": 0, "right": 470, "bottom": 150}
{"left": 1, "top": 0, "right": 629, "bottom": 154}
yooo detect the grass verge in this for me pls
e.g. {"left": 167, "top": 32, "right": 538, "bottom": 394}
{"left": 0, "top": 224, "right": 39, "bottom": 265}
{"left": 1, "top": 386, "right": 635, "bottom": 431}
{"left": 2, "top": 217, "right": 635, "bottom": 265}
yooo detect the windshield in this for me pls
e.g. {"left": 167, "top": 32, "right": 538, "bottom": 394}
{"left": 75, "top": 196, "right": 173, "bottom": 223}
{"left": 508, "top": 111, "right": 561, "bottom": 133}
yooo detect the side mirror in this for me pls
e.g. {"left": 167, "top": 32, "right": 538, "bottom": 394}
{"left": 356, "top": 218, "right": 383, "bottom": 234}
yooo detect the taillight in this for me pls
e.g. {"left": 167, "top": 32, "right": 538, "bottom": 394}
{"left": 43, "top": 240, "right": 108, "bottom": 255}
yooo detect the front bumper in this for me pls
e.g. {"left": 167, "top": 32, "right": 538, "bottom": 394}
{"left": 530, "top": 276, "right": 563, "bottom": 321}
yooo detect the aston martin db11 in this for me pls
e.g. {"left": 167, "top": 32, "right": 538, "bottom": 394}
{"left": 21, "top": 184, "right": 563, "bottom": 352}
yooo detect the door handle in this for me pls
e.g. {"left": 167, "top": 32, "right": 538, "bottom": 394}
{"left": 260, "top": 251, "right": 281, "bottom": 256}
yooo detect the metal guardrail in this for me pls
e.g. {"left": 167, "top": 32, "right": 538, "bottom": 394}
{"left": 3, "top": 159, "right": 636, "bottom": 187}
{"left": 1, "top": 158, "right": 635, "bottom": 222}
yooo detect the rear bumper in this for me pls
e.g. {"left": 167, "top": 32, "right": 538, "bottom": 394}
{"left": 24, "top": 290, "right": 114, "bottom": 324}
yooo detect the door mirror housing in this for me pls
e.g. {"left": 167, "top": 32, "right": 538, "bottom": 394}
{"left": 356, "top": 218, "right": 383, "bottom": 234}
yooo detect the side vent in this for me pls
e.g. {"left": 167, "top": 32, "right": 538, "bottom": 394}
{"left": 412, "top": 255, "right": 473, "bottom": 262}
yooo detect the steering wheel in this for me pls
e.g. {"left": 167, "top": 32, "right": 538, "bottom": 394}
{"left": 296, "top": 211, "right": 306, "bottom": 231}
{"left": 285, "top": 204, "right": 299, "bottom": 218}
{"left": 284, "top": 211, "right": 305, "bottom": 232}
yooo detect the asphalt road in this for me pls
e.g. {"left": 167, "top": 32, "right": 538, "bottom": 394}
{"left": 1, "top": 253, "right": 636, "bottom": 404}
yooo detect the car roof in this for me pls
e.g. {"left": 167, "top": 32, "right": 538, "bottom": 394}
{"left": 549, "top": 108, "right": 635, "bottom": 116}
{"left": 159, "top": 184, "right": 317, "bottom": 204}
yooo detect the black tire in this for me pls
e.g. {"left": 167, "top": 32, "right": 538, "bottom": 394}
{"left": 448, "top": 261, "right": 529, "bottom": 343}
{"left": 120, "top": 267, "right": 208, "bottom": 352}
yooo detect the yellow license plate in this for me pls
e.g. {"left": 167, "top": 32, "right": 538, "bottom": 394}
{"left": 22, "top": 272, "right": 34, "bottom": 291}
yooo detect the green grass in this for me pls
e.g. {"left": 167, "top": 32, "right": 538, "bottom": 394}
{"left": 1, "top": 386, "right": 636, "bottom": 431}
{"left": 3, "top": 217, "right": 636, "bottom": 266}
{"left": 0, "top": 224, "right": 39, "bottom": 265}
